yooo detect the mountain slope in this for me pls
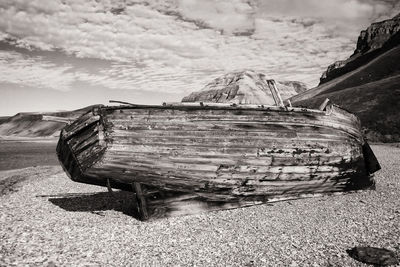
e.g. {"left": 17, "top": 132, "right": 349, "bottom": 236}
{"left": 290, "top": 13, "right": 400, "bottom": 142}
{"left": 0, "top": 116, "right": 10, "bottom": 124}
{"left": 295, "top": 75, "right": 400, "bottom": 141}
{"left": 182, "top": 70, "right": 307, "bottom": 105}
{"left": 0, "top": 106, "right": 97, "bottom": 138}
{"left": 290, "top": 44, "right": 400, "bottom": 103}
{"left": 319, "top": 14, "right": 400, "bottom": 84}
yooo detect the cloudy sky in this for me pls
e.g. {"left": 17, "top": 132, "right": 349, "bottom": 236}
{"left": 0, "top": 0, "right": 399, "bottom": 115}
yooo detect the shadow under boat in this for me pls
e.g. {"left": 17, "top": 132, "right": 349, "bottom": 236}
{"left": 42, "top": 181, "right": 375, "bottom": 222}
{"left": 41, "top": 191, "right": 139, "bottom": 218}
{"left": 42, "top": 186, "right": 277, "bottom": 221}
{"left": 41, "top": 188, "right": 273, "bottom": 221}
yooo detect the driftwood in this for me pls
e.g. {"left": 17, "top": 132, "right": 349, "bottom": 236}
{"left": 42, "top": 115, "right": 74, "bottom": 124}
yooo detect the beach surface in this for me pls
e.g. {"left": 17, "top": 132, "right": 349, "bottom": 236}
{"left": 0, "top": 144, "right": 399, "bottom": 266}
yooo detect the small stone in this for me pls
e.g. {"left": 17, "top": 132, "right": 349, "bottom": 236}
{"left": 347, "top": 246, "right": 399, "bottom": 266}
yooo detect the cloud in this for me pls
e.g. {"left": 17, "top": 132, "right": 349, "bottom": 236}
{"left": 256, "top": 0, "right": 396, "bottom": 38}
{"left": 166, "top": 0, "right": 256, "bottom": 35}
{"left": 0, "top": 0, "right": 398, "bottom": 100}
{"left": 0, "top": 49, "right": 193, "bottom": 93}
{"left": 0, "top": 50, "right": 75, "bottom": 91}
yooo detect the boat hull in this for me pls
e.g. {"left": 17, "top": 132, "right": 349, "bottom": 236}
{"left": 57, "top": 103, "right": 379, "bottom": 205}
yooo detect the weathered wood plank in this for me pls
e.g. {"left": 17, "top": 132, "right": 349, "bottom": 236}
{"left": 108, "top": 102, "right": 326, "bottom": 113}
{"left": 108, "top": 139, "right": 352, "bottom": 153}
{"left": 109, "top": 135, "right": 353, "bottom": 147}
{"left": 106, "top": 106, "right": 359, "bottom": 125}
{"left": 107, "top": 120, "right": 362, "bottom": 142}
{"left": 105, "top": 151, "right": 354, "bottom": 169}
{"left": 109, "top": 126, "right": 352, "bottom": 138}
{"left": 62, "top": 114, "right": 100, "bottom": 140}
{"left": 108, "top": 114, "right": 358, "bottom": 131}
{"left": 108, "top": 120, "right": 359, "bottom": 136}
{"left": 86, "top": 159, "right": 363, "bottom": 191}
{"left": 68, "top": 124, "right": 99, "bottom": 154}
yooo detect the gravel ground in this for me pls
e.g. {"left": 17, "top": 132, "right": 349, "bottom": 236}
{"left": 0, "top": 145, "right": 399, "bottom": 266}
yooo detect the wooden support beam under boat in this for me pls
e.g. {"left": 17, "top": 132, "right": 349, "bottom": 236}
{"left": 132, "top": 182, "right": 149, "bottom": 221}
{"left": 106, "top": 178, "right": 114, "bottom": 196}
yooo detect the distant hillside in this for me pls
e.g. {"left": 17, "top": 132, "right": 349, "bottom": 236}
{"left": 291, "top": 13, "right": 400, "bottom": 142}
{"left": 0, "top": 116, "right": 10, "bottom": 124}
{"left": 0, "top": 106, "right": 97, "bottom": 138}
{"left": 182, "top": 70, "right": 307, "bottom": 104}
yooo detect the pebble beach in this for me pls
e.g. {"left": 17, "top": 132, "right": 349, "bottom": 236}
{"left": 0, "top": 144, "right": 399, "bottom": 266}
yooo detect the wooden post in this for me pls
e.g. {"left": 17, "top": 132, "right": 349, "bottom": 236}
{"left": 132, "top": 182, "right": 149, "bottom": 221}
{"left": 318, "top": 98, "right": 330, "bottom": 111}
{"left": 106, "top": 178, "right": 114, "bottom": 196}
{"left": 267, "top": 80, "right": 285, "bottom": 107}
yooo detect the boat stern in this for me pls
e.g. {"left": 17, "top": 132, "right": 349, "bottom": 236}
{"left": 56, "top": 108, "right": 108, "bottom": 187}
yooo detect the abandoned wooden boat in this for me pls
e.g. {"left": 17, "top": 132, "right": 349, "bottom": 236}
{"left": 56, "top": 91, "right": 380, "bottom": 220}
